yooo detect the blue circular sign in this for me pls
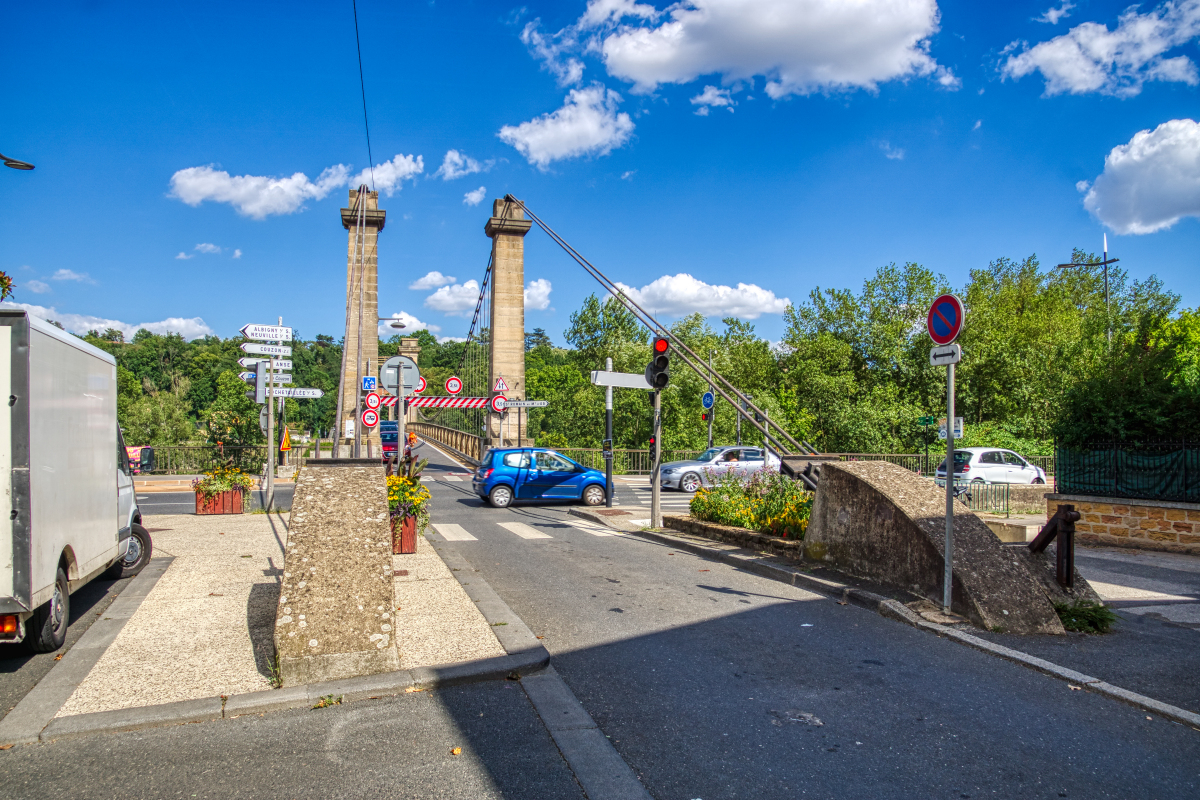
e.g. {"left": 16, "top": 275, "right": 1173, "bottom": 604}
{"left": 702, "top": 391, "right": 715, "bottom": 410}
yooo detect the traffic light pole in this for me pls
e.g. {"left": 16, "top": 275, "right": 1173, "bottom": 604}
{"left": 651, "top": 389, "right": 662, "bottom": 529}
{"left": 707, "top": 351, "right": 713, "bottom": 450}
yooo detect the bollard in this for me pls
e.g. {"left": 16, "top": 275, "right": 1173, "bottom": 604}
{"left": 1057, "top": 504, "right": 1080, "bottom": 589}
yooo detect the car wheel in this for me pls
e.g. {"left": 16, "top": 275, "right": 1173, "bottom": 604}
{"left": 1032, "top": 477, "right": 1046, "bottom": 485}
{"left": 107, "top": 523, "right": 153, "bottom": 580}
{"left": 582, "top": 485, "right": 605, "bottom": 506}
{"left": 680, "top": 473, "right": 701, "bottom": 493}
{"left": 489, "top": 485, "right": 513, "bottom": 508}
{"left": 28, "top": 566, "right": 69, "bottom": 653}
{"left": 971, "top": 478, "right": 985, "bottom": 485}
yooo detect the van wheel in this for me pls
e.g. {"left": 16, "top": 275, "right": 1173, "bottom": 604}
{"left": 108, "top": 523, "right": 153, "bottom": 580}
{"left": 489, "top": 485, "right": 513, "bottom": 508}
{"left": 28, "top": 567, "right": 69, "bottom": 653}
{"left": 582, "top": 485, "right": 606, "bottom": 506}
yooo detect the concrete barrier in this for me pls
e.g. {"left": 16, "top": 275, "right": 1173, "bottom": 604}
{"left": 806, "top": 461, "right": 1065, "bottom": 635}
{"left": 274, "top": 461, "right": 400, "bottom": 685}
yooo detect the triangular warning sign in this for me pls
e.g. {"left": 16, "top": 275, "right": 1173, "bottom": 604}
{"left": 279, "top": 425, "right": 291, "bottom": 452}
{"left": 493, "top": 377, "right": 509, "bottom": 392}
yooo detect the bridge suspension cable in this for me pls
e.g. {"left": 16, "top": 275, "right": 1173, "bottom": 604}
{"left": 501, "top": 193, "right": 814, "bottom": 457}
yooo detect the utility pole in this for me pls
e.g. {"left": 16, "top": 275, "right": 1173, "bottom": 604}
{"left": 707, "top": 351, "right": 714, "bottom": 450}
{"left": 1057, "top": 234, "right": 1118, "bottom": 347}
{"left": 651, "top": 389, "right": 662, "bottom": 529}
{"left": 605, "top": 357, "right": 613, "bottom": 508}
{"left": 943, "top": 361, "right": 955, "bottom": 614}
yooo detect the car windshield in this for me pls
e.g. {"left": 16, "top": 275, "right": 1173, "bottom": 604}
{"left": 937, "top": 451, "right": 972, "bottom": 471}
{"left": 697, "top": 449, "right": 722, "bottom": 462}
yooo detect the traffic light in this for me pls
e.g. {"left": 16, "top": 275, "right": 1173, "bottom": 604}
{"left": 644, "top": 335, "right": 670, "bottom": 389}
{"left": 648, "top": 434, "right": 657, "bottom": 461}
{"left": 701, "top": 412, "right": 709, "bottom": 422}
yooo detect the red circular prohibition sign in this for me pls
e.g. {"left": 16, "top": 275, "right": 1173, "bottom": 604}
{"left": 927, "top": 294, "right": 965, "bottom": 346}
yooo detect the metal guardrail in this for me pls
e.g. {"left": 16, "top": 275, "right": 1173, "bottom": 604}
{"left": 557, "top": 448, "right": 703, "bottom": 475}
{"left": 142, "top": 446, "right": 268, "bottom": 475}
{"left": 828, "top": 452, "right": 1054, "bottom": 476}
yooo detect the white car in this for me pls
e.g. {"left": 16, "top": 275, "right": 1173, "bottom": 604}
{"left": 935, "top": 447, "right": 1048, "bottom": 486}
{"left": 660, "top": 446, "right": 781, "bottom": 492}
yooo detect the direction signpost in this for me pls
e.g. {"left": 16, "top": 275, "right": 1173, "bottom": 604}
{"left": 240, "top": 343, "right": 291, "bottom": 357}
{"left": 926, "top": 293, "right": 965, "bottom": 614}
{"left": 239, "top": 358, "right": 292, "bottom": 371}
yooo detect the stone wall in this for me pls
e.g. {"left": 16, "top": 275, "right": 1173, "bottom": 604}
{"left": 1046, "top": 493, "right": 1200, "bottom": 555}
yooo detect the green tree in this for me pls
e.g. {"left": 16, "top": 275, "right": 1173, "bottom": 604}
{"left": 203, "top": 371, "right": 264, "bottom": 445}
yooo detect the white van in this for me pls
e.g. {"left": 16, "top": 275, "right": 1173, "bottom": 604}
{"left": 0, "top": 312, "right": 151, "bottom": 652}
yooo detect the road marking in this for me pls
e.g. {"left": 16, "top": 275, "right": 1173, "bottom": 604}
{"left": 432, "top": 523, "right": 478, "bottom": 541}
{"left": 561, "top": 520, "right": 619, "bottom": 537}
{"left": 498, "top": 521, "right": 553, "bottom": 540}
{"left": 419, "top": 477, "right": 435, "bottom": 483}
{"left": 441, "top": 476, "right": 463, "bottom": 482}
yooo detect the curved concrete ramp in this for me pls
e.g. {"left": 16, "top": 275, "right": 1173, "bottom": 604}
{"left": 806, "top": 461, "right": 1064, "bottom": 635}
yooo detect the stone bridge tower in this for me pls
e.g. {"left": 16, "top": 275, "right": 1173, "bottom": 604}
{"left": 485, "top": 198, "right": 531, "bottom": 445}
{"left": 339, "top": 187, "right": 384, "bottom": 455}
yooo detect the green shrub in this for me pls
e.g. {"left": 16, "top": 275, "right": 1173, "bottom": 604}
{"left": 689, "top": 470, "right": 813, "bottom": 539}
{"left": 1053, "top": 600, "right": 1118, "bottom": 634}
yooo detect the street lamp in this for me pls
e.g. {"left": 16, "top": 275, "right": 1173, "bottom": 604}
{"left": 379, "top": 317, "right": 406, "bottom": 330}
{"left": 0, "top": 153, "right": 35, "bottom": 170}
{"left": 1058, "top": 233, "right": 1118, "bottom": 345}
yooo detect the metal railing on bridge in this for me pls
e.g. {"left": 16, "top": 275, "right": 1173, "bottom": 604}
{"left": 139, "top": 445, "right": 268, "bottom": 475}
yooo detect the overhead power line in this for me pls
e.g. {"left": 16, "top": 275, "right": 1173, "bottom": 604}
{"left": 351, "top": 0, "right": 376, "bottom": 192}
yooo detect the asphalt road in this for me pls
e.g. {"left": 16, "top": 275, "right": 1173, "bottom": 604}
{"left": 5, "top": 445, "right": 1196, "bottom": 798}
{"left": 138, "top": 486, "right": 296, "bottom": 515}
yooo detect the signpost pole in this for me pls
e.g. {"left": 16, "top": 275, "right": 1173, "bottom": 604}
{"left": 707, "top": 351, "right": 713, "bottom": 450}
{"left": 943, "top": 361, "right": 955, "bottom": 613}
{"left": 605, "top": 357, "right": 613, "bottom": 508}
{"left": 651, "top": 390, "right": 662, "bottom": 529}
{"left": 267, "top": 353, "right": 275, "bottom": 513}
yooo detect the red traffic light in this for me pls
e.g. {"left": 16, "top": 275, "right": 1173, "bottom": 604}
{"left": 701, "top": 413, "right": 708, "bottom": 421}
{"left": 653, "top": 336, "right": 669, "bottom": 354}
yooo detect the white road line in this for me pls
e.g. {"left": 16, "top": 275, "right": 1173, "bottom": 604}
{"left": 498, "top": 521, "right": 554, "bottom": 540}
{"left": 432, "top": 523, "right": 478, "bottom": 541}
{"left": 419, "top": 477, "right": 435, "bottom": 483}
{"left": 441, "top": 476, "right": 463, "bottom": 482}
{"left": 561, "top": 520, "right": 619, "bottom": 537}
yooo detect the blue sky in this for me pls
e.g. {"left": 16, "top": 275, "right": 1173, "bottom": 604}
{"left": 3, "top": 0, "right": 1199, "bottom": 346}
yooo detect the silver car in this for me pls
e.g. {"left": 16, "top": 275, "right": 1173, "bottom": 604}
{"left": 934, "top": 447, "right": 1048, "bottom": 486}
{"left": 660, "top": 446, "right": 781, "bottom": 492}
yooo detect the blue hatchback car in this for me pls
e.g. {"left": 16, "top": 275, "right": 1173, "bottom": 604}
{"left": 473, "top": 448, "right": 608, "bottom": 508}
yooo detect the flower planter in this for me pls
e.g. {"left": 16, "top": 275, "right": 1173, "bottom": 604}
{"left": 392, "top": 515, "right": 417, "bottom": 554}
{"left": 195, "top": 489, "right": 245, "bottom": 515}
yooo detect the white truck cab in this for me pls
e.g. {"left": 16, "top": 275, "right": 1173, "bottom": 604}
{"left": 0, "top": 312, "right": 152, "bottom": 652}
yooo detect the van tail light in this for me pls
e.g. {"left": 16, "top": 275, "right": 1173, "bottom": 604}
{"left": 0, "top": 615, "right": 17, "bottom": 636}
{"left": 480, "top": 468, "right": 493, "bottom": 479}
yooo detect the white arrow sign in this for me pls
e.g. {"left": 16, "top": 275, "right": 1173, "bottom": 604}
{"left": 929, "top": 343, "right": 962, "bottom": 367}
{"left": 241, "top": 343, "right": 292, "bottom": 356}
{"left": 241, "top": 324, "right": 292, "bottom": 341}
{"left": 266, "top": 387, "right": 324, "bottom": 399}
{"left": 590, "top": 370, "right": 651, "bottom": 390}
{"left": 238, "top": 358, "right": 293, "bottom": 370}
{"left": 240, "top": 372, "right": 293, "bottom": 384}
{"left": 500, "top": 400, "right": 549, "bottom": 408}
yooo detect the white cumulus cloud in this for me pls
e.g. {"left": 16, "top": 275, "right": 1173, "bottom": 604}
{"left": 524, "top": 279, "right": 553, "bottom": 310}
{"left": 350, "top": 153, "right": 424, "bottom": 196}
{"left": 2, "top": 302, "right": 214, "bottom": 341}
{"left": 614, "top": 273, "right": 789, "bottom": 319}
{"left": 24, "top": 280, "right": 50, "bottom": 294}
{"left": 691, "top": 85, "right": 735, "bottom": 115}
{"left": 435, "top": 149, "right": 491, "bottom": 180}
{"left": 169, "top": 164, "right": 350, "bottom": 219}
{"left": 1082, "top": 118, "right": 1200, "bottom": 234}
{"left": 1002, "top": 1, "right": 1200, "bottom": 97}
{"left": 175, "top": 252, "right": 194, "bottom": 260}
{"left": 1036, "top": 2, "right": 1075, "bottom": 25}
{"left": 463, "top": 186, "right": 487, "bottom": 206}
{"left": 424, "top": 280, "right": 481, "bottom": 316}
{"left": 521, "top": 22, "right": 586, "bottom": 86}
{"left": 232, "top": 249, "right": 243, "bottom": 259}
{"left": 409, "top": 271, "right": 457, "bottom": 291}
{"left": 194, "top": 243, "right": 221, "bottom": 254}
{"left": 589, "top": 0, "right": 955, "bottom": 98}
{"left": 499, "top": 84, "right": 634, "bottom": 169}
{"left": 52, "top": 269, "right": 94, "bottom": 284}
{"left": 378, "top": 311, "right": 441, "bottom": 338}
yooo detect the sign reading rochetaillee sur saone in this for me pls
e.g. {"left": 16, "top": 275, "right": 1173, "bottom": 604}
{"left": 241, "top": 324, "right": 293, "bottom": 342}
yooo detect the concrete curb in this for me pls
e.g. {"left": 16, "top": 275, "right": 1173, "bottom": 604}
{"left": 627, "top": 526, "right": 1200, "bottom": 731}
{"left": 0, "top": 556, "right": 176, "bottom": 746}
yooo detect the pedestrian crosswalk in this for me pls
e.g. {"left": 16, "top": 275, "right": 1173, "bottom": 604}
{"left": 623, "top": 485, "right": 694, "bottom": 510}
{"left": 430, "top": 517, "right": 624, "bottom": 543}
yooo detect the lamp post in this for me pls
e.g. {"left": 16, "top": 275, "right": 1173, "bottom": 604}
{"left": 1058, "top": 234, "right": 1118, "bottom": 345}
{"left": 0, "top": 153, "right": 34, "bottom": 170}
